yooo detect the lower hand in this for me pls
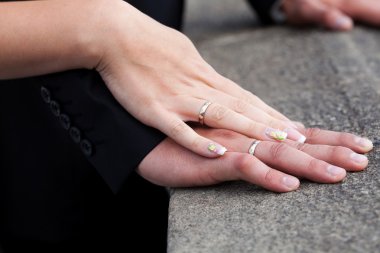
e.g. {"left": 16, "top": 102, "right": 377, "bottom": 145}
{"left": 138, "top": 127, "right": 372, "bottom": 192}
{"left": 282, "top": 0, "right": 380, "bottom": 31}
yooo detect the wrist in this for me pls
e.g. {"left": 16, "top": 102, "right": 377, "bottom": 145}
{"left": 74, "top": 0, "right": 128, "bottom": 70}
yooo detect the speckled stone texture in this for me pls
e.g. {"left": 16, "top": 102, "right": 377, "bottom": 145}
{"left": 168, "top": 2, "right": 380, "bottom": 253}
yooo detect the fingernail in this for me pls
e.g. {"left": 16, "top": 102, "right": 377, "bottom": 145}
{"left": 335, "top": 16, "right": 353, "bottom": 30}
{"left": 282, "top": 176, "right": 299, "bottom": 189}
{"left": 355, "top": 137, "right": 373, "bottom": 151}
{"left": 350, "top": 153, "right": 368, "bottom": 164}
{"left": 208, "top": 143, "right": 227, "bottom": 156}
{"left": 285, "top": 128, "right": 306, "bottom": 143}
{"left": 327, "top": 165, "right": 346, "bottom": 176}
{"left": 265, "top": 128, "right": 288, "bottom": 141}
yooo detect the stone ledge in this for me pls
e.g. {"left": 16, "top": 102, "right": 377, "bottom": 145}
{"left": 168, "top": 26, "right": 380, "bottom": 253}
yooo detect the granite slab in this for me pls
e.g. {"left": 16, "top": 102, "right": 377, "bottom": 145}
{"left": 169, "top": 12, "right": 380, "bottom": 253}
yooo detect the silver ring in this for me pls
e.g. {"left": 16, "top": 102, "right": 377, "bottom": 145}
{"left": 248, "top": 140, "right": 261, "bottom": 156}
{"left": 198, "top": 101, "right": 212, "bottom": 125}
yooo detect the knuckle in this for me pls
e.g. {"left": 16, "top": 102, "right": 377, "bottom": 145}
{"left": 269, "top": 143, "right": 288, "bottom": 162}
{"left": 232, "top": 99, "right": 249, "bottom": 114}
{"left": 244, "top": 92, "right": 258, "bottom": 104}
{"left": 247, "top": 121, "right": 258, "bottom": 134}
{"left": 209, "top": 105, "right": 230, "bottom": 122}
{"left": 338, "top": 132, "right": 352, "bottom": 144}
{"left": 169, "top": 121, "right": 188, "bottom": 138}
{"left": 216, "top": 129, "right": 241, "bottom": 140}
{"left": 235, "top": 154, "right": 254, "bottom": 174}
{"left": 306, "top": 158, "right": 322, "bottom": 173}
{"left": 305, "top": 128, "right": 322, "bottom": 139}
{"left": 329, "top": 145, "right": 349, "bottom": 160}
{"left": 298, "top": 0, "right": 314, "bottom": 16}
{"left": 295, "top": 142, "right": 308, "bottom": 152}
{"left": 321, "top": 10, "right": 333, "bottom": 24}
{"left": 267, "top": 118, "right": 282, "bottom": 128}
{"left": 264, "top": 168, "right": 276, "bottom": 185}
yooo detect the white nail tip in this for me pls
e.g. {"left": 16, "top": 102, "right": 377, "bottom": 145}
{"left": 297, "top": 135, "right": 307, "bottom": 143}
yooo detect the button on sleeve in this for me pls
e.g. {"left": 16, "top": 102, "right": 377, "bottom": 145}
{"left": 69, "top": 127, "right": 81, "bottom": 143}
{"left": 41, "top": 86, "right": 51, "bottom": 103}
{"left": 59, "top": 114, "right": 71, "bottom": 130}
{"left": 80, "top": 139, "right": 93, "bottom": 157}
{"left": 49, "top": 100, "right": 61, "bottom": 117}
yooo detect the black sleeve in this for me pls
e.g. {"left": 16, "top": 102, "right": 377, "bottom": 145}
{"left": 128, "top": 0, "right": 184, "bottom": 30}
{"left": 246, "top": 0, "right": 278, "bottom": 24}
{"left": 38, "top": 69, "right": 166, "bottom": 193}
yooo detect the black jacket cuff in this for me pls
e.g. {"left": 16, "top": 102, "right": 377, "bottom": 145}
{"left": 38, "top": 70, "right": 166, "bottom": 193}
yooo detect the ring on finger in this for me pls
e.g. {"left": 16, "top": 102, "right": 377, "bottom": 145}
{"left": 248, "top": 140, "right": 261, "bottom": 156}
{"left": 198, "top": 101, "right": 212, "bottom": 125}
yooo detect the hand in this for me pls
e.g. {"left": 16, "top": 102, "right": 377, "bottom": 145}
{"left": 138, "top": 127, "right": 373, "bottom": 192}
{"left": 282, "top": 0, "right": 380, "bottom": 31}
{"left": 93, "top": 1, "right": 307, "bottom": 158}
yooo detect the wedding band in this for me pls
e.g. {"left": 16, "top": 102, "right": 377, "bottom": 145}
{"left": 198, "top": 101, "right": 212, "bottom": 125}
{"left": 248, "top": 140, "right": 261, "bottom": 156}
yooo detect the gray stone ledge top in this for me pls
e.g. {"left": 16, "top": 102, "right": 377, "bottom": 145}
{"left": 168, "top": 26, "right": 380, "bottom": 253}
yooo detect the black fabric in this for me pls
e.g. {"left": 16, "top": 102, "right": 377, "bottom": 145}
{"left": 246, "top": 0, "right": 278, "bottom": 24}
{"left": 38, "top": 70, "right": 165, "bottom": 193}
{"left": 128, "top": 0, "right": 184, "bottom": 30}
{"left": 0, "top": 74, "right": 168, "bottom": 252}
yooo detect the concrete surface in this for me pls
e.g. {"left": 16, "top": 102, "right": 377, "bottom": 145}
{"left": 168, "top": 1, "right": 380, "bottom": 253}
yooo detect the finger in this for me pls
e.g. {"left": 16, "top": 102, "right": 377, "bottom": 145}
{"left": 200, "top": 88, "right": 304, "bottom": 133}
{"left": 200, "top": 129, "right": 347, "bottom": 183}
{"left": 254, "top": 142, "right": 347, "bottom": 183}
{"left": 283, "top": 140, "right": 368, "bottom": 172}
{"left": 285, "top": 0, "right": 353, "bottom": 31}
{"left": 300, "top": 128, "right": 373, "bottom": 153}
{"left": 156, "top": 113, "right": 228, "bottom": 158}
{"left": 198, "top": 101, "right": 304, "bottom": 142}
{"left": 139, "top": 137, "right": 299, "bottom": 192}
{"left": 319, "top": 8, "right": 353, "bottom": 31}
{"left": 198, "top": 128, "right": 368, "bottom": 173}
{"left": 338, "top": 0, "right": 380, "bottom": 26}
{"left": 205, "top": 152, "right": 300, "bottom": 192}
{"left": 221, "top": 77, "right": 292, "bottom": 122}
{"left": 180, "top": 98, "right": 305, "bottom": 142}
{"left": 196, "top": 67, "right": 292, "bottom": 122}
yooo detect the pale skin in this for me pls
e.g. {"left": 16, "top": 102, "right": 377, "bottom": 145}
{"left": 0, "top": 0, "right": 375, "bottom": 192}
{"left": 139, "top": 127, "right": 373, "bottom": 192}
{"left": 282, "top": 0, "right": 380, "bottom": 31}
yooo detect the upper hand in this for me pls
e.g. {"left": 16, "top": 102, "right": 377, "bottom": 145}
{"left": 282, "top": 0, "right": 380, "bottom": 31}
{"left": 93, "top": 1, "right": 306, "bottom": 158}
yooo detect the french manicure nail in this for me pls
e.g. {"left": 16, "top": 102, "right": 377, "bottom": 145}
{"left": 282, "top": 176, "right": 299, "bottom": 189}
{"left": 355, "top": 137, "right": 373, "bottom": 151}
{"left": 285, "top": 128, "right": 306, "bottom": 143}
{"left": 265, "top": 128, "right": 288, "bottom": 141}
{"left": 350, "top": 153, "right": 368, "bottom": 164}
{"left": 335, "top": 16, "right": 353, "bottom": 30}
{"left": 327, "top": 166, "right": 346, "bottom": 176}
{"left": 208, "top": 143, "right": 227, "bottom": 156}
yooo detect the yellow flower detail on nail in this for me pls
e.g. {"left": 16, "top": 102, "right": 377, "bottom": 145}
{"left": 269, "top": 130, "right": 287, "bottom": 141}
{"left": 208, "top": 144, "right": 217, "bottom": 152}
{"left": 208, "top": 143, "right": 227, "bottom": 155}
